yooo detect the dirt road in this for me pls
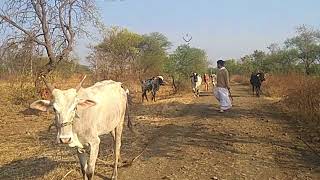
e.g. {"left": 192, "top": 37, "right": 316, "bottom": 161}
{"left": 0, "top": 83, "right": 319, "bottom": 179}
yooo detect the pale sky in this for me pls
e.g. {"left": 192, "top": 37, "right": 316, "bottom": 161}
{"left": 75, "top": 0, "right": 320, "bottom": 65}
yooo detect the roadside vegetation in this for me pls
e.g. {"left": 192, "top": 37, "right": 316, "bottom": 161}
{"left": 1, "top": 2, "right": 319, "bottom": 133}
{"left": 225, "top": 25, "right": 320, "bottom": 132}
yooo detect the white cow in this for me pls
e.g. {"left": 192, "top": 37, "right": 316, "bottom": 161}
{"left": 190, "top": 73, "right": 202, "bottom": 97}
{"left": 30, "top": 76, "right": 131, "bottom": 180}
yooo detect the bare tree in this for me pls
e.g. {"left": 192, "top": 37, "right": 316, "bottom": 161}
{"left": 0, "top": 0, "right": 101, "bottom": 79}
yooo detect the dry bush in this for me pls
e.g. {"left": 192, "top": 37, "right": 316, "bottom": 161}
{"left": 49, "top": 73, "right": 95, "bottom": 90}
{"left": 2, "top": 72, "right": 177, "bottom": 107}
{"left": 231, "top": 75, "right": 250, "bottom": 85}
{"left": 7, "top": 76, "right": 37, "bottom": 106}
{"left": 2, "top": 73, "right": 95, "bottom": 106}
{"left": 284, "top": 76, "right": 320, "bottom": 125}
{"left": 263, "top": 73, "right": 304, "bottom": 97}
{"left": 264, "top": 73, "right": 320, "bottom": 125}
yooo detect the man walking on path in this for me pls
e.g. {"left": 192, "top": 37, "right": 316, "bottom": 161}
{"left": 214, "top": 60, "right": 232, "bottom": 112}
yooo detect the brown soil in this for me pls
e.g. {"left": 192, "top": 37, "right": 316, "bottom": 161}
{"left": 0, "top": 83, "right": 319, "bottom": 180}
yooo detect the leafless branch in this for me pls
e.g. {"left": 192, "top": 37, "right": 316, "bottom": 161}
{"left": 0, "top": 15, "right": 45, "bottom": 46}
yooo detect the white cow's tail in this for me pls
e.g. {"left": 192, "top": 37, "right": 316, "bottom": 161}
{"left": 125, "top": 89, "right": 134, "bottom": 133}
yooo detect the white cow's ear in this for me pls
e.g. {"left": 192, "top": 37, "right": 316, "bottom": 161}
{"left": 78, "top": 99, "right": 96, "bottom": 109}
{"left": 30, "top": 100, "right": 51, "bottom": 112}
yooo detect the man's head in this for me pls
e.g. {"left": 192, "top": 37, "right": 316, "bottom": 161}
{"left": 217, "top": 60, "right": 225, "bottom": 69}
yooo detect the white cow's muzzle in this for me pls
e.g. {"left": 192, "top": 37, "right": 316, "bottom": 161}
{"left": 58, "top": 134, "right": 73, "bottom": 144}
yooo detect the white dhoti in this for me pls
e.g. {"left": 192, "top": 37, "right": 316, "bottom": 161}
{"left": 214, "top": 87, "right": 232, "bottom": 110}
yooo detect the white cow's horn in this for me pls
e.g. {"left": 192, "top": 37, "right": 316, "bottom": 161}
{"left": 76, "top": 75, "right": 87, "bottom": 92}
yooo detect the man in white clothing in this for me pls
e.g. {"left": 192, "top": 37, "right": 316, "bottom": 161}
{"left": 214, "top": 60, "right": 232, "bottom": 112}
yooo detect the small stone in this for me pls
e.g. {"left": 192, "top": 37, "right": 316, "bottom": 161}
{"left": 211, "top": 176, "right": 219, "bottom": 180}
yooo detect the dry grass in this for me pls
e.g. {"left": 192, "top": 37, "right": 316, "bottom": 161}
{"left": 1, "top": 75, "right": 319, "bottom": 179}
{"left": 3, "top": 73, "right": 177, "bottom": 107}
{"left": 264, "top": 73, "right": 320, "bottom": 126}
{"left": 231, "top": 74, "right": 250, "bottom": 85}
{"left": 263, "top": 74, "right": 303, "bottom": 97}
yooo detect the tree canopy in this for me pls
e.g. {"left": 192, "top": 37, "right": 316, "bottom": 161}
{"left": 224, "top": 25, "right": 320, "bottom": 76}
{"left": 164, "top": 44, "right": 208, "bottom": 90}
{"left": 88, "top": 27, "right": 171, "bottom": 81}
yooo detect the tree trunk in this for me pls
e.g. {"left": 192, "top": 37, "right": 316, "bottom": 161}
{"left": 171, "top": 75, "right": 177, "bottom": 93}
{"left": 34, "top": 56, "right": 61, "bottom": 97}
{"left": 305, "top": 60, "right": 311, "bottom": 75}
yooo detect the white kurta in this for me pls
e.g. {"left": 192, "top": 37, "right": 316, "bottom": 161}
{"left": 214, "top": 87, "right": 232, "bottom": 110}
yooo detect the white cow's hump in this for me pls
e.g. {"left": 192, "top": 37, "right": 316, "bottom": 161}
{"left": 93, "top": 80, "right": 120, "bottom": 87}
{"left": 80, "top": 80, "right": 124, "bottom": 100}
{"left": 88, "top": 80, "right": 121, "bottom": 91}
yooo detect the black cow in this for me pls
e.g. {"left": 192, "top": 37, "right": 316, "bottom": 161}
{"left": 250, "top": 72, "right": 265, "bottom": 97}
{"left": 141, "top": 76, "right": 165, "bottom": 102}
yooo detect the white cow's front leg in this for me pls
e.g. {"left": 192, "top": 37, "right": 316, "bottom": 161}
{"left": 77, "top": 149, "right": 88, "bottom": 180}
{"left": 86, "top": 138, "right": 100, "bottom": 180}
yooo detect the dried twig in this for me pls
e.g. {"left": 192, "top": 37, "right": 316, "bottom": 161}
{"left": 121, "top": 145, "right": 148, "bottom": 167}
{"left": 130, "top": 146, "right": 147, "bottom": 163}
{"left": 97, "top": 157, "right": 113, "bottom": 165}
{"left": 60, "top": 169, "right": 74, "bottom": 180}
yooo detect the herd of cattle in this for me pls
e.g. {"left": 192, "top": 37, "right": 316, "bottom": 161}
{"left": 141, "top": 71, "right": 265, "bottom": 102}
{"left": 140, "top": 71, "right": 266, "bottom": 100}
{"left": 140, "top": 73, "right": 218, "bottom": 101}
{"left": 30, "top": 71, "right": 266, "bottom": 180}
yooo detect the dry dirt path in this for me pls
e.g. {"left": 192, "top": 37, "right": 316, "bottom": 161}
{"left": 118, "top": 83, "right": 320, "bottom": 180}
{"left": 0, "top": 83, "right": 319, "bottom": 180}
